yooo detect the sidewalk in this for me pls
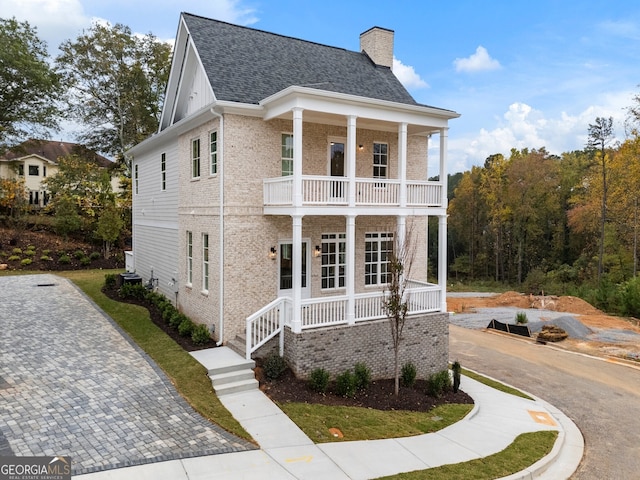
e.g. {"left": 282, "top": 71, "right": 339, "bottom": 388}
{"left": 77, "top": 349, "right": 583, "bottom": 480}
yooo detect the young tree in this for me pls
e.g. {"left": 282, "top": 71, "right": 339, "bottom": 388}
{"left": 587, "top": 117, "right": 615, "bottom": 281}
{"left": 0, "top": 18, "right": 62, "bottom": 153}
{"left": 95, "top": 202, "right": 124, "bottom": 258}
{"left": 55, "top": 23, "right": 172, "bottom": 172}
{"left": 382, "top": 223, "right": 416, "bottom": 396}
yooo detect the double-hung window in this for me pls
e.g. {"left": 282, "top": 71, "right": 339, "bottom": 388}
{"left": 186, "top": 231, "right": 193, "bottom": 285}
{"left": 161, "top": 153, "right": 166, "bottom": 191}
{"left": 365, "top": 232, "right": 393, "bottom": 285}
{"left": 134, "top": 164, "right": 139, "bottom": 194}
{"left": 281, "top": 133, "right": 293, "bottom": 176}
{"left": 373, "top": 142, "right": 388, "bottom": 182}
{"left": 321, "top": 233, "right": 346, "bottom": 289}
{"left": 209, "top": 131, "right": 218, "bottom": 175}
{"left": 191, "top": 138, "right": 201, "bottom": 178}
{"left": 29, "top": 165, "right": 39, "bottom": 176}
{"left": 202, "top": 233, "right": 209, "bottom": 292}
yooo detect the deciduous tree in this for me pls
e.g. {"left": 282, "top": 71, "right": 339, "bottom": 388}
{"left": 0, "top": 18, "right": 61, "bottom": 153}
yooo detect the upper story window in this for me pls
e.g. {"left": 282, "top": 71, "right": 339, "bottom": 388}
{"left": 365, "top": 232, "right": 393, "bottom": 286}
{"left": 43, "top": 166, "right": 47, "bottom": 177}
{"left": 191, "top": 138, "right": 201, "bottom": 178}
{"left": 161, "top": 153, "right": 166, "bottom": 191}
{"left": 321, "top": 233, "right": 346, "bottom": 290}
{"left": 373, "top": 142, "right": 388, "bottom": 179}
{"left": 134, "top": 164, "right": 139, "bottom": 194}
{"left": 281, "top": 133, "right": 293, "bottom": 176}
{"left": 18, "top": 165, "right": 24, "bottom": 176}
{"left": 29, "top": 165, "right": 39, "bottom": 176}
{"left": 210, "top": 131, "right": 218, "bottom": 175}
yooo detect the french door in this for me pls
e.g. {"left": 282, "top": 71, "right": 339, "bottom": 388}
{"left": 278, "top": 240, "right": 310, "bottom": 299}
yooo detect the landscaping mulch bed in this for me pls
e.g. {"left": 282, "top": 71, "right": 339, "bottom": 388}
{"left": 257, "top": 366, "right": 474, "bottom": 412}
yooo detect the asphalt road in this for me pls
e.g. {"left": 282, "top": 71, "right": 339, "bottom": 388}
{"left": 449, "top": 325, "right": 640, "bottom": 479}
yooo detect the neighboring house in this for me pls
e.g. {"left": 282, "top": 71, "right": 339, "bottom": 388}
{"left": 0, "top": 139, "right": 115, "bottom": 208}
{"left": 128, "top": 13, "right": 459, "bottom": 379}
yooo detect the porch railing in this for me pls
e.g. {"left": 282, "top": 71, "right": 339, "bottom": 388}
{"left": 245, "top": 283, "right": 442, "bottom": 358}
{"left": 263, "top": 176, "right": 443, "bottom": 208}
{"left": 245, "top": 296, "right": 291, "bottom": 359}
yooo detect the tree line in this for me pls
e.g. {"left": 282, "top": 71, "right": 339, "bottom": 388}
{"left": 446, "top": 113, "right": 640, "bottom": 316}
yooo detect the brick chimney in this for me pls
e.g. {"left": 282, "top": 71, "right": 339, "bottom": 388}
{"left": 360, "top": 26, "right": 394, "bottom": 69}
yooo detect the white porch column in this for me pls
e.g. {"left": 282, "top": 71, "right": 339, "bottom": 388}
{"left": 438, "top": 214, "right": 447, "bottom": 312}
{"left": 292, "top": 215, "right": 303, "bottom": 332}
{"left": 293, "top": 108, "right": 304, "bottom": 207}
{"left": 346, "top": 215, "right": 356, "bottom": 324}
{"left": 439, "top": 128, "right": 449, "bottom": 207}
{"left": 347, "top": 115, "right": 357, "bottom": 207}
{"left": 398, "top": 122, "right": 408, "bottom": 207}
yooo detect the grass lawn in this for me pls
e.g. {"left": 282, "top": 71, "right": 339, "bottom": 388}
{"left": 376, "top": 430, "right": 558, "bottom": 480}
{"left": 279, "top": 403, "right": 474, "bottom": 443}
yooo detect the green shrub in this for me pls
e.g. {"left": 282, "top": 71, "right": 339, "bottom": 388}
{"left": 162, "top": 304, "right": 177, "bottom": 322}
{"left": 191, "top": 324, "right": 211, "bottom": 345}
{"left": 515, "top": 311, "right": 528, "bottom": 324}
{"left": 89, "top": 251, "right": 101, "bottom": 260}
{"left": 335, "top": 370, "right": 357, "bottom": 398}
{"left": 178, "top": 317, "right": 194, "bottom": 337}
{"left": 451, "top": 360, "right": 462, "bottom": 393}
{"left": 42, "top": 249, "right": 51, "bottom": 256}
{"left": 12, "top": 247, "right": 22, "bottom": 255}
{"left": 308, "top": 368, "right": 330, "bottom": 393}
{"left": 40, "top": 255, "right": 52, "bottom": 261}
{"left": 20, "top": 258, "right": 32, "bottom": 266}
{"left": 263, "top": 353, "right": 287, "bottom": 380}
{"left": 79, "top": 256, "right": 91, "bottom": 266}
{"left": 58, "top": 254, "right": 71, "bottom": 264}
{"left": 169, "top": 311, "right": 186, "bottom": 328}
{"left": 353, "top": 362, "right": 371, "bottom": 390}
{"left": 26, "top": 244, "right": 35, "bottom": 250}
{"left": 620, "top": 276, "right": 640, "bottom": 317}
{"left": 426, "top": 370, "right": 452, "bottom": 398}
{"left": 8, "top": 255, "right": 20, "bottom": 261}
{"left": 119, "top": 282, "right": 147, "bottom": 300}
{"left": 401, "top": 362, "right": 417, "bottom": 387}
{"left": 73, "top": 250, "right": 85, "bottom": 259}
{"left": 23, "top": 249, "right": 35, "bottom": 257}
{"left": 104, "top": 273, "right": 117, "bottom": 288}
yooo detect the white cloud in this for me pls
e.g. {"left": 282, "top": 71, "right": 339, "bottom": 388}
{"left": 0, "top": 0, "right": 93, "bottom": 51}
{"left": 448, "top": 96, "right": 631, "bottom": 172}
{"left": 393, "top": 56, "right": 429, "bottom": 89}
{"left": 454, "top": 46, "right": 501, "bottom": 73}
{"left": 208, "top": 0, "right": 259, "bottom": 25}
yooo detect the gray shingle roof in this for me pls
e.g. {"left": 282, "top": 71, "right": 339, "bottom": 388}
{"left": 182, "top": 13, "right": 419, "bottom": 106}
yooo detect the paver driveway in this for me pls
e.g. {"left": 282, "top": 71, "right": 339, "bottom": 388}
{"left": 0, "top": 274, "right": 254, "bottom": 475}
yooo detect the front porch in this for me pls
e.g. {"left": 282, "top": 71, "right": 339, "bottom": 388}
{"left": 245, "top": 279, "right": 441, "bottom": 360}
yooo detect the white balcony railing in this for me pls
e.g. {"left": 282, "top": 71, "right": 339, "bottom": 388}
{"left": 263, "top": 176, "right": 443, "bottom": 208}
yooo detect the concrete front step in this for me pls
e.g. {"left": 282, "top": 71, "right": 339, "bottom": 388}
{"left": 190, "top": 346, "right": 258, "bottom": 396}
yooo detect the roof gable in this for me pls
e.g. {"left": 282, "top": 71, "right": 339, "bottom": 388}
{"left": 1, "top": 140, "right": 113, "bottom": 168}
{"left": 181, "top": 13, "right": 417, "bottom": 107}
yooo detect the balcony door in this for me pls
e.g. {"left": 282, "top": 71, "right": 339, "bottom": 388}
{"left": 278, "top": 240, "right": 310, "bottom": 299}
{"left": 329, "top": 139, "right": 346, "bottom": 201}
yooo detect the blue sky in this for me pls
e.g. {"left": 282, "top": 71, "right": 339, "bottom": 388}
{"left": 3, "top": 0, "right": 640, "bottom": 173}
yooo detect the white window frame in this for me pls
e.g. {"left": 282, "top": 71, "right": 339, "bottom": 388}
{"left": 202, "top": 233, "right": 209, "bottom": 293}
{"left": 161, "top": 153, "right": 166, "bottom": 191}
{"left": 191, "top": 138, "right": 201, "bottom": 179}
{"left": 281, "top": 133, "right": 293, "bottom": 176}
{"left": 209, "top": 131, "right": 218, "bottom": 176}
{"left": 28, "top": 165, "right": 39, "bottom": 176}
{"left": 373, "top": 142, "right": 388, "bottom": 180}
{"left": 321, "top": 233, "right": 346, "bottom": 290}
{"left": 186, "top": 231, "right": 193, "bottom": 286}
{"left": 134, "top": 164, "right": 139, "bottom": 195}
{"left": 365, "top": 232, "right": 393, "bottom": 286}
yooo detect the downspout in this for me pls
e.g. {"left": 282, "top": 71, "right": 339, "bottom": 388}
{"left": 211, "top": 108, "right": 225, "bottom": 346}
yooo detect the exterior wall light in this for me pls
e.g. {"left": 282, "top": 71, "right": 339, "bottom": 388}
{"left": 314, "top": 245, "right": 321, "bottom": 257}
{"left": 269, "top": 247, "right": 277, "bottom": 259}
{"left": 358, "top": 144, "right": 364, "bottom": 151}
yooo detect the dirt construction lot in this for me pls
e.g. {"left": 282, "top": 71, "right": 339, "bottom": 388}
{"left": 448, "top": 291, "right": 640, "bottom": 362}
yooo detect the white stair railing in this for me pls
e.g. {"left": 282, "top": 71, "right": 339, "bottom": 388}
{"left": 245, "top": 297, "right": 291, "bottom": 359}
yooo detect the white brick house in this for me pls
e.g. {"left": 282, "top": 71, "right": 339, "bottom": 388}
{"left": 128, "top": 13, "right": 459, "bottom": 378}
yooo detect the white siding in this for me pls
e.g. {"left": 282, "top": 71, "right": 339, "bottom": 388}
{"left": 131, "top": 137, "right": 180, "bottom": 301}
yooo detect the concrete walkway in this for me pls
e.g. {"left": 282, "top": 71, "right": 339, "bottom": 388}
{"left": 78, "top": 348, "right": 584, "bottom": 480}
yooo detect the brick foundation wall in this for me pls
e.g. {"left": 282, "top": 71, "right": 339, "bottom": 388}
{"left": 281, "top": 312, "right": 449, "bottom": 380}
